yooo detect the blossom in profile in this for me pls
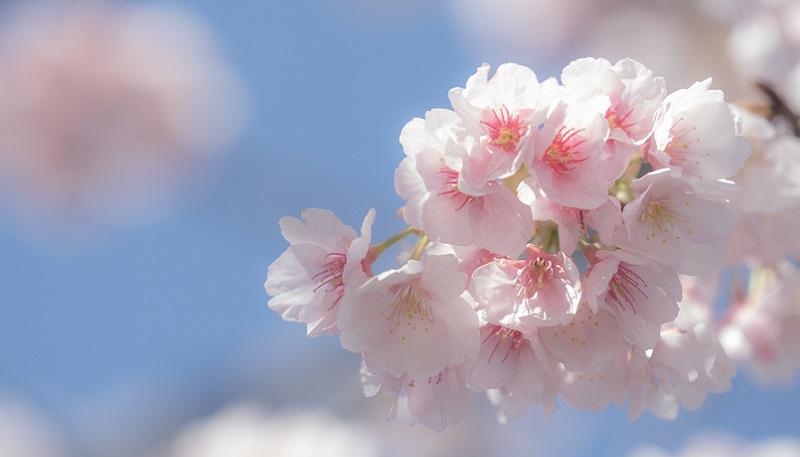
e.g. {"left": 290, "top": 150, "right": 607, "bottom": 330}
{"left": 266, "top": 208, "right": 376, "bottom": 336}
{"left": 0, "top": 3, "right": 245, "bottom": 227}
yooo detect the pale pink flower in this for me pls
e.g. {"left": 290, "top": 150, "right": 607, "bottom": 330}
{"left": 733, "top": 110, "right": 800, "bottom": 215}
{"left": 361, "top": 358, "right": 469, "bottom": 432}
{"left": 720, "top": 264, "right": 800, "bottom": 385}
{"left": 524, "top": 97, "right": 613, "bottom": 210}
{"left": 539, "top": 303, "right": 627, "bottom": 373}
{"left": 338, "top": 254, "right": 480, "bottom": 379}
{"left": 0, "top": 3, "right": 244, "bottom": 225}
{"left": 563, "top": 57, "right": 666, "bottom": 146}
{"left": 448, "top": 63, "right": 554, "bottom": 184}
{"left": 583, "top": 249, "right": 682, "bottom": 349}
{"left": 467, "top": 323, "right": 557, "bottom": 421}
{"left": 266, "top": 208, "right": 375, "bottom": 336}
{"left": 648, "top": 79, "right": 750, "bottom": 180}
{"left": 561, "top": 57, "right": 666, "bottom": 182}
{"left": 725, "top": 210, "right": 800, "bottom": 265}
{"left": 470, "top": 245, "right": 581, "bottom": 331}
{"left": 613, "top": 169, "right": 736, "bottom": 275}
{"left": 559, "top": 349, "right": 629, "bottom": 411}
{"left": 725, "top": 109, "right": 800, "bottom": 263}
{"left": 395, "top": 110, "right": 533, "bottom": 257}
{"left": 627, "top": 297, "right": 735, "bottom": 420}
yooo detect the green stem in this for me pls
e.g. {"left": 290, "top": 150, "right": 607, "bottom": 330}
{"left": 411, "top": 235, "right": 429, "bottom": 260}
{"left": 367, "top": 226, "right": 421, "bottom": 263}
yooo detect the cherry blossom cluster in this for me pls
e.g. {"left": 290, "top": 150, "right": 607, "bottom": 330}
{"left": 265, "top": 58, "right": 751, "bottom": 430}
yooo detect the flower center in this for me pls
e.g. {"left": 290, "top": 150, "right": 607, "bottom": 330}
{"left": 437, "top": 167, "right": 476, "bottom": 211}
{"left": 517, "top": 256, "right": 555, "bottom": 298}
{"left": 606, "top": 105, "right": 635, "bottom": 134}
{"left": 382, "top": 284, "right": 434, "bottom": 338}
{"left": 312, "top": 252, "right": 347, "bottom": 307}
{"left": 482, "top": 324, "right": 526, "bottom": 363}
{"left": 665, "top": 117, "right": 699, "bottom": 163}
{"left": 482, "top": 106, "right": 527, "bottom": 153}
{"left": 544, "top": 127, "right": 587, "bottom": 174}
{"left": 638, "top": 199, "right": 692, "bottom": 242}
{"left": 606, "top": 264, "right": 648, "bottom": 312}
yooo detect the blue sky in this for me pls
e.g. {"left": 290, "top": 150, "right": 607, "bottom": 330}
{"left": 0, "top": 1, "right": 798, "bottom": 456}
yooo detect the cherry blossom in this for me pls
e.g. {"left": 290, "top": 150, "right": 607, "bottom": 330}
{"left": 613, "top": 169, "right": 737, "bottom": 275}
{"left": 470, "top": 245, "right": 582, "bottom": 331}
{"left": 467, "top": 322, "right": 557, "bottom": 422}
{"left": 266, "top": 208, "right": 375, "bottom": 336}
{"left": 525, "top": 97, "right": 613, "bottom": 210}
{"left": 361, "top": 358, "right": 470, "bottom": 432}
{"left": 448, "top": 63, "right": 552, "bottom": 184}
{"left": 720, "top": 264, "right": 800, "bottom": 385}
{"left": 583, "top": 249, "right": 682, "bottom": 349}
{"left": 337, "top": 254, "right": 479, "bottom": 379}
{"left": 627, "top": 294, "right": 735, "bottom": 420}
{"left": 649, "top": 79, "right": 750, "bottom": 180}
{"left": 395, "top": 109, "right": 534, "bottom": 257}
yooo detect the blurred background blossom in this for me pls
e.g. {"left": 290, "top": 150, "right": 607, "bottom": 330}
{"left": 0, "top": 395, "right": 66, "bottom": 457}
{"left": 0, "top": 1, "right": 246, "bottom": 232}
{"left": 0, "top": 1, "right": 799, "bottom": 457}
{"left": 629, "top": 434, "right": 800, "bottom": 457}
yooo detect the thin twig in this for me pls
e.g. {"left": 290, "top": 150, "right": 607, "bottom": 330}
{"left": 755, "top": 81, "right": 800, "bottom": 137}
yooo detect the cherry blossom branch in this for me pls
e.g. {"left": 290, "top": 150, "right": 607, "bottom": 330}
{"left": 366, "top": 226, "right": 421, "bottom": 264}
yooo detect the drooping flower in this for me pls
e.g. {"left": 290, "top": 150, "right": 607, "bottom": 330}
{"left": 467, "top": 322, "right": 557, "bottom": 422}
{"left": 583, "top": 249, "right": 682, "bottom": 349}
{"left": 627, "top": 294, "right": 735, "bottom": 420}
{"left": 470, "top": 245, "right": 582, "bottom": 331}
{"left": 266, "top": 208, "right": 375, "bottom": 336}
{"left": 558, "top": 348, "right": 629, "bottom": 412}
{"left": 538, "top": 303, "right": 627, "bottom": 373}
{"left": 338, "top": 254, "right": 480, "bottom": 379}
{"left": 361, "top": 358, "right": 469, "bottom": 432}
